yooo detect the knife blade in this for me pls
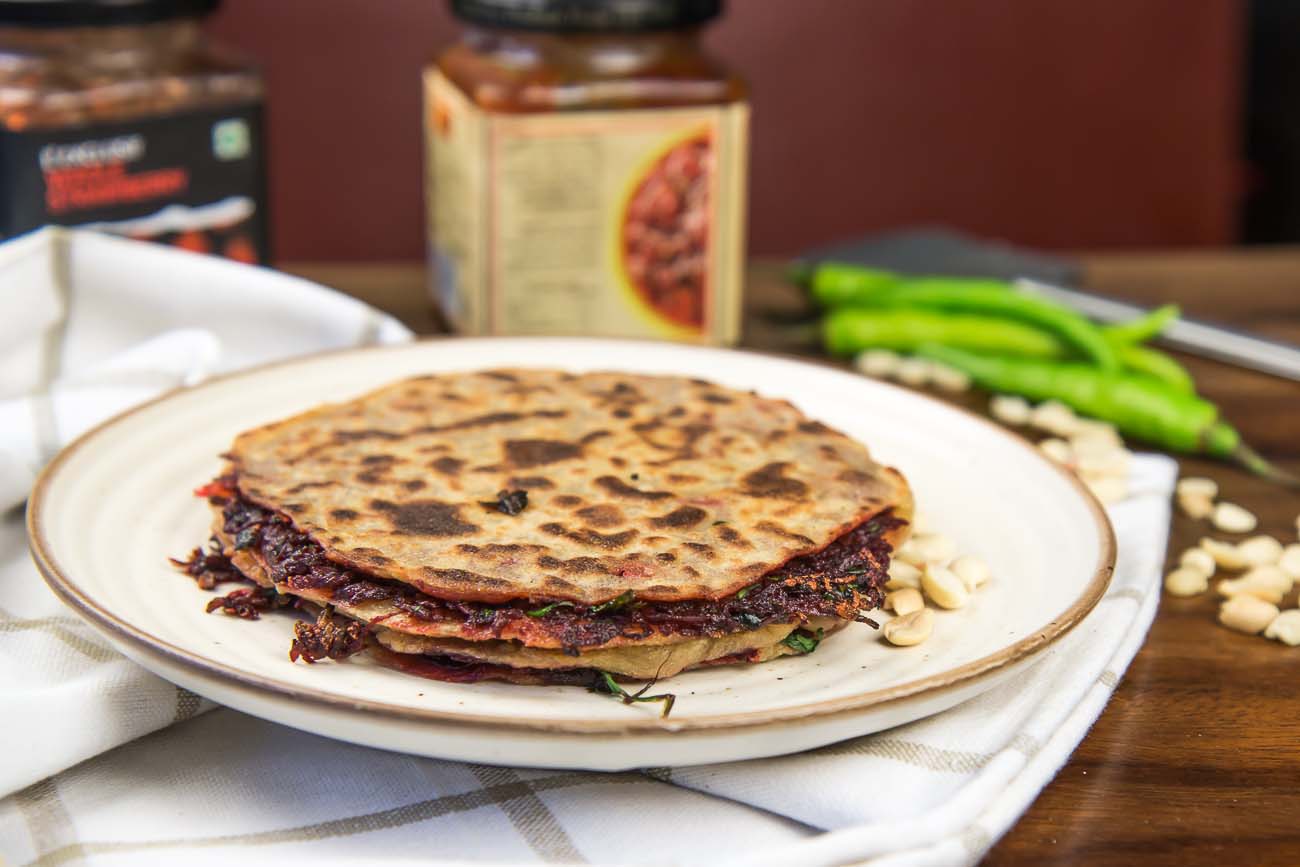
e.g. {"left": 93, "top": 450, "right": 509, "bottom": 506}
{"left": 1016, "top": 278, "right": 1300, "bottom": 384}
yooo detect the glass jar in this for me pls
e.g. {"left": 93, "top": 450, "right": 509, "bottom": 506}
{"left": 0, "top": 0, "right": 269, "bottom": 263}
{"left": 426, "top": 0, "right": 748, "bottom": 343}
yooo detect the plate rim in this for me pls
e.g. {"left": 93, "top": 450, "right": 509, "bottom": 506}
{"left": 27, "top": 337, "right": 1117, "bottom": 735}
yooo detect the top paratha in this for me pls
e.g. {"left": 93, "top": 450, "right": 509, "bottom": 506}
{"left": 228, "top": 369, "right": 911, "bottom": 605}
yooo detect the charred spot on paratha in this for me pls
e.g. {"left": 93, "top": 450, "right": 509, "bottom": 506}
{"left": 371, "top": 499, "right": 479, "bottom": 537}
{"left": 741, "top": 462, "right": 809, "bottom": 500}
{"left": 594, "top": 476, "right": 672, "bottom": 500}
{"left": 504, "top": 439, "right": 583, "bottom": 468}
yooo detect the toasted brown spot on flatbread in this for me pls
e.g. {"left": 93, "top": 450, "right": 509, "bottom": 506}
{"left": 553, "top": 495, "right": 584, "bottom": 508}
{"left": 286, "top": 481, "right": 334, "bottom": 494}
{"left": 356, "top": 470, "right": 387, "bottom": 484}
{"left": 330, "top": 508, "right": 359, "bottom": 521}
{"left": 417, "top": 412, "right": 523, "bottom": 434}
{"left": 506, "top": 476, "right": 554, "bottom": 490}
{"left": 430, "top": 457, "right": 464, "bottom": 474}
{"left": 543, "top": 575, "right": 579, "bottom": 590}
{"left": 683, "top": 541, "right": 716, "bottom": 559}
{"left": 350, "top": 547, "right": 391, "bottom": 565}
{"left": 505, "top": 439, "right": 583, "bottom": 469}
{"left": 545, "top": 556, "right": 606, "bottom": 575}
{"left": 648, "top": 505, "right": 707, "bottom": 529}
{"left": 333, "top": 429, "right": 402, "bottom": 443}
{"left": 595, "top": 475, "right": 672, "bottom": 500}
{"left": 403, "top": 479, "right": 427, "bottom": 492}
{"left": 755, "top": 521, "right": 815, "bottom": 546}
{"left": 481, "top": 371, "right": 519, "bottom": 382}
{"left": 361, "top": 455, "right": 398, "bottom": 466}
{"left": 283, "top": 503, "right": 306, "bottom": 514}
{"left": 741, "top": 462, "right": 809, "bottom": 500}
{"left": 612, "top": 408, "right": 633, "bottom": 419}
{"left": 656, "top": 552, "right": 676, "bottom": 562}
{"left": 837, "top": 469, "right": 871, "bottom": 484}
{"left": 701, "top": 393, "right": 733, "bottom": 404}
{"left": 371, "top": 499, "right": 479, "bottom": 537}
{"left": 540, "top": 522, "right": 638, "bottom": 550}
{"left": 716, "top": 525, "right": 750, "bottom": 547}
{"left": 575, "top": 504, "right": 625, "bottom": 528}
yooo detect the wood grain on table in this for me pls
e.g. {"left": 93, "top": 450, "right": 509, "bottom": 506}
{"left": 285, "top": 254, "right": 1300, "bottom": 866}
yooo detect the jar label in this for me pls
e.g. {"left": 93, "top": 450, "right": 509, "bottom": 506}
{"left": 0, "top": 102, "right": 268, "bottom": 263}
{"left": 425, "top": 69, "right": 748, "bottom": 343}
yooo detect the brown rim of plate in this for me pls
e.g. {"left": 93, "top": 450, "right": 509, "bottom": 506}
{"left": 27, "top": 337, "right": 1118, "bottom": 736}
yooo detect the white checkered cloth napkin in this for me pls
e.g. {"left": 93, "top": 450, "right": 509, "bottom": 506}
{"left": 0, "top": 398, "right": 1177, "bottom": 867}
{"left": 0, "top": 227, "right": 412, "bottom": 796}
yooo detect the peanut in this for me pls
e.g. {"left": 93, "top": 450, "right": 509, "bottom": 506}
{"left": 1164, "top": 568, "right": 1209, "bottom": 597}
{"left": 989, "top": 394, "right": 1032, "bottom": 426}
{"left": 1069, "top": 419, "right": 1123, "bottom": 448}
{"left": 896, "top": 357, "right": 931, "bottom": 387}
{"left": 1237, "top": 535, "right": 1283, "bottom": 567}
{"left": 1177, "top": 493, "right": 1215, "bottom": 520}
{"left": 901, "top": 533, "right": 955, "bottom": 565}
{"left": 950, "top": 554, "right": 990, "bottom": 591}
{"left": 1176, "top": 477, "right": 1218, "bottom": 501}
{"left": 1179, "top": 547, "right": 1216, "bottom": 577}
{"left": 882, "top": 608, "right": 934, "bottom": 646}
{"left": 1279, "top": 544, "right": 1300, "bottom": 580}
{"left": 927, "top": 362, "right": 971, "bottom": 392}
{"left": 1073, "top": 445, "right": 1130, "bottom": 479}
{"left": 1200, "top": 537, "right": 1249, "bottom": 571}
{"left": 1031, "top": 400, "right": 1080, "bottom": 436}
{"left": 885, "top": 559, "right": 922, "bottom": 591}
{"left": 1085, "top": 475, "right": 1129, "bottom": 504}
{"left": 1217, "top": 567, "right": 1290, "bottom": 604}
{"left": 1037, "top": 438, "right": 1073, "bottom": 465}
{"left": 921, "top": 563, "right": 969, "bottom": 609}
{"left": 1264, "top": 610, "right": 1300, "bottom": 646}
{"left": 1212, "top": 501, "right": 1258, "bottom": 534}
{"left": 885, "top": 587, "right": 924, "bottom": 616}
{"left": 855, "top": 349, "right": 901, "bottom": 379}
{"left": 1218, "top": 596, "right": 1279, "bottom": 635}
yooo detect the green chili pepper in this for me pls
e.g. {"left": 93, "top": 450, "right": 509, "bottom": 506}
{"left": 808, "top": 266, "right": 1118, "bottom": 371}
{"left": 822, "top": 296, "right": 1192, "bottom": 388}
{"left": 917, "top": 344, "right": 1297, "bottom": 484}
{"left": 1113, "top": 344, "right": 1195, "bottom": 394}
{"left": 1102, "top": 304, "right": 1180, "bottom": 345}
{"left": 822, "top": 308, "right": 1065, "bottom": 359}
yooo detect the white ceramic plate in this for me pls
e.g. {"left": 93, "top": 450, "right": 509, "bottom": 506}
{"left": 29, "top": 338, "right": 1114, "bottom": 770}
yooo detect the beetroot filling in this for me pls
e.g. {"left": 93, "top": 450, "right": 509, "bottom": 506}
{"left": 212, "top": 487, "right": 900, "bottom": 651}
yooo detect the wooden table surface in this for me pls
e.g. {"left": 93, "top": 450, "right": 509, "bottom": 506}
{"left": 287, "top": 253, "right": 1300, "bottom": 865}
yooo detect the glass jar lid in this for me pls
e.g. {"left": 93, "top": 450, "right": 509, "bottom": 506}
{"left": 450, "top": 0, "right": 721, "bottom": 32}
{"left": 0, "top": 0, "right": 219, "bottom": 27}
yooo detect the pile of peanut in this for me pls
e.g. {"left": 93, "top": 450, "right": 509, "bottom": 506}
{"left": 1165, "top": 477, "right": 1300, "bottom": 645}
{"left": 988, "top": 395, "right": 1133, "bottom": 505}
{"left": 855, "top": 349, "right": 972, "bottom": 393}
{"left": 878, "top": 514, "right": 990, "bottom": 647}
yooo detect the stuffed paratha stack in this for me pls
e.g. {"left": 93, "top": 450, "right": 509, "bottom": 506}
{"left": 176, "top": 369, "right": 912, "bottom": 706}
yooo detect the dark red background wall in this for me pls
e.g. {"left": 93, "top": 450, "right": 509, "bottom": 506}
{"left": 207, "top": 0, "right": 1244, "bottom": 262}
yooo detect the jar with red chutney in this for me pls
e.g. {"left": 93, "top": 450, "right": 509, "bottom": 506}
{"left": 0, "top": 0, "right": 268, "bottom": 263}
{"left": 426, "top": 0, "right": 748, "bottom": 343}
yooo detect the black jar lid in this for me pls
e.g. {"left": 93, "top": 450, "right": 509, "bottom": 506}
{"left": 0, "top": 0, "right": 219, "bottom": 27}
{"left": 450, "top": 0, "right": 721, "bottom": 32}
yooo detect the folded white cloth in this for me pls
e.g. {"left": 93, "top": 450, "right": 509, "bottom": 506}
{"left": 0, "top": 427, "right": 1176, "bottom": 867}
{"left": 0, "top": 227, "right": 412, "bottom": 796}
{"left": 0, "top": 227, "right": 413, "bottom": 512}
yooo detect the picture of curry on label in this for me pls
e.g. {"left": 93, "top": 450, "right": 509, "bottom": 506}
{"left": 621, "top": 134, "right": 712, "bottom": 331}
